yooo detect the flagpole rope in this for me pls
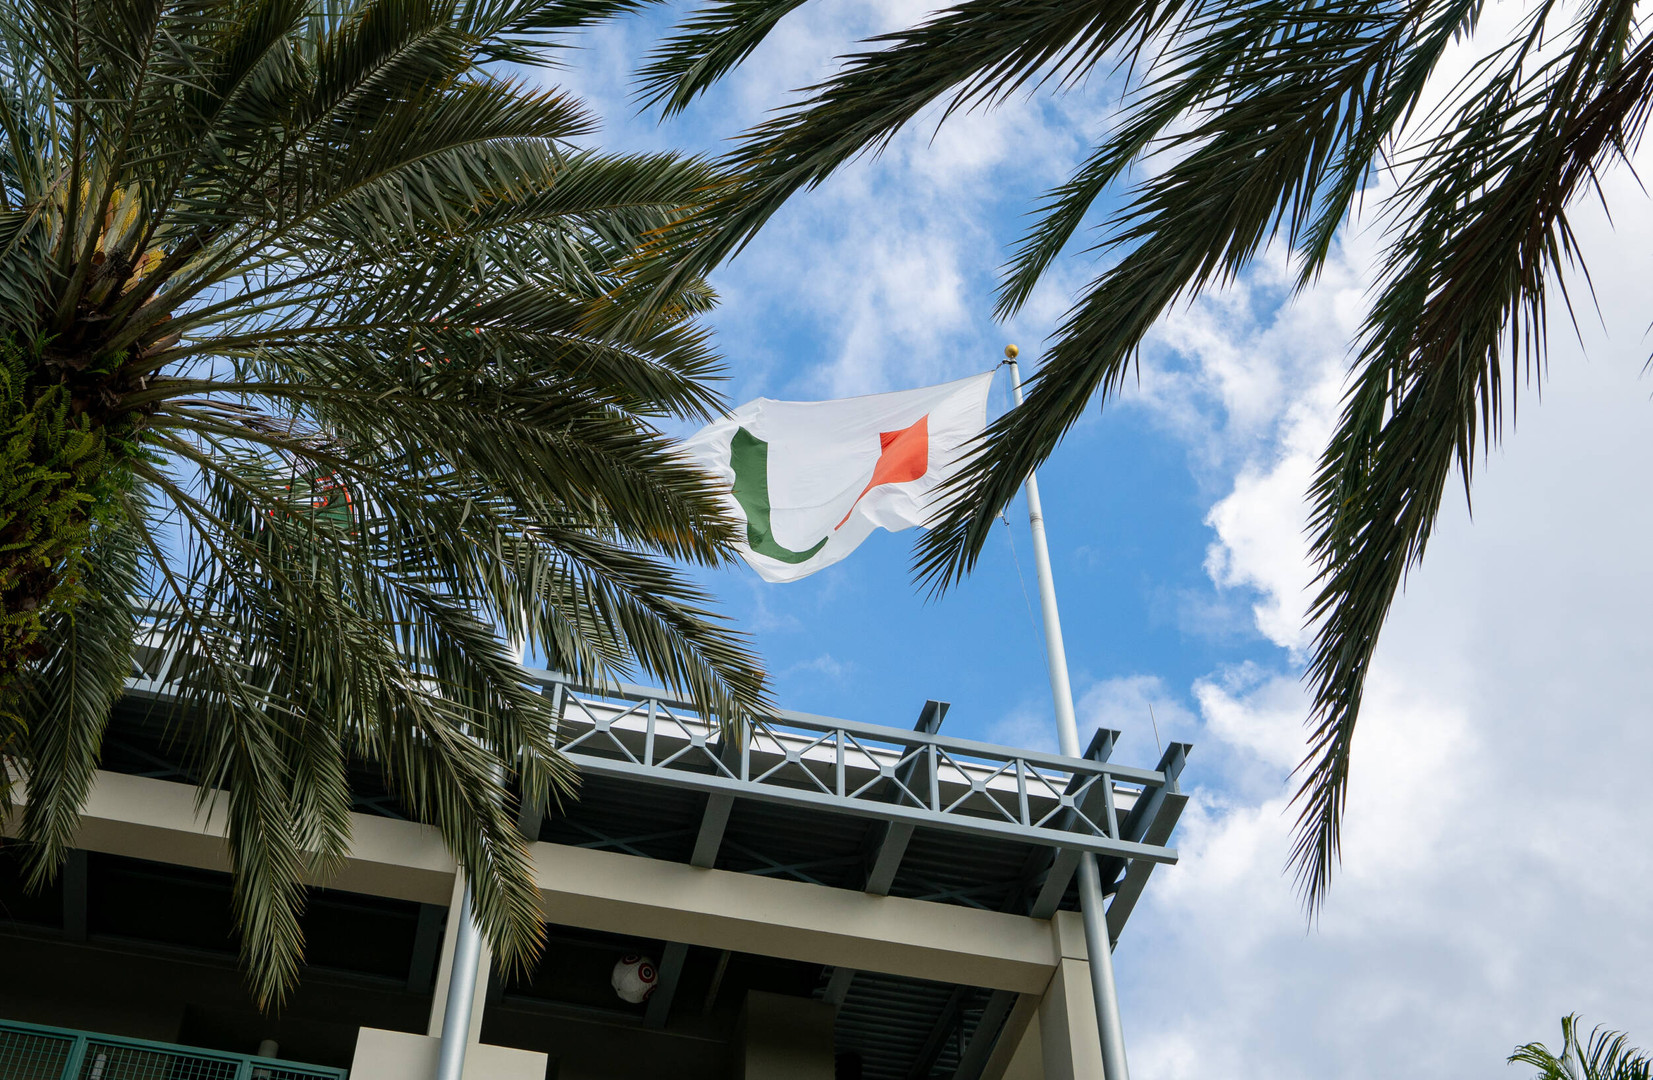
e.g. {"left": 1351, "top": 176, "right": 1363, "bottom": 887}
{"left": 997, "top": 353, "right": 1050, "bottom": 677}
{"left": 1002, "top": 511, "right": 1050, "bottom": 675}
{"left": 996, "top": 352, "right": 1162, "bottom": 758}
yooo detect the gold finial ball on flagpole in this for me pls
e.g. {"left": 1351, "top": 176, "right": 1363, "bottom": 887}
{"left": 1004, "top": 344, "right": 1019, "bottom": 360}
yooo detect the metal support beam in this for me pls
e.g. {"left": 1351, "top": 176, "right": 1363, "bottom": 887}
{"left": 649, "top": 736, "right": 743, "bottom": 1030}
{"left": 1030, "top": 731, "right": 1121, "bottom": 920}
{"left": 827, "top": 702, "right": 950, "bottom": 1010}
{"left": 62, "top": 849, "right": 87, "bottom": 941}
{"left": 912, "top": 700, "right": 951, "bottom": 741}
{"left": 690, "top": 795, "right": 733, "bottom": 868}
{"left": 863, "top": 824, "right": 915, "bottom": 896}
{"left": 907, "top": 984, "right": 973, "bottom": 1080}
{"left": 1082, "top": 727, "right": 1119, "bottom": 765}
{"left": 951, "top": 989, "right": 1018, "bottom": 1080}
{"left": 702, "top": 950, "right": 731, "bottom": 1015}
{"left": 1030, "top": 854, "right": 1078, "bottom": 920}
{"left": 690, "top": 735, "right": 743, "bottom": 869}
{"left": 822, "top": 965, "right": 855, "bottom": 1006}
{"left": 1026, "top": 736, "right": 1188, "bottom": 923}
{"left": 1095, "top": 743, "right": 1187, "bottom": 892}
{"left": 644, "top": 941, "right": 690, "bottom": 1028}
{"left": 407, "top": 903, "right": 446, "bottom": 994}
{"left": 861, "top": 701, "right": 946, "bottom": 895}
{"left": 1105, "top": 792, "right": 1186, "bottom": 943}
{"left": 1103, "top": 744, "right": 1188, "bottom": 945}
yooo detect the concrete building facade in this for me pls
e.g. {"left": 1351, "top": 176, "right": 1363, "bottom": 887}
{"left": 1, "top": 669, "right": 1187, "bottom": 1080}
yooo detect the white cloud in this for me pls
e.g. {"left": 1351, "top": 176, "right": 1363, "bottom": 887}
{"left": 1191, "top": 664, "right": 1308, "bottom": 774}
{"left": 988, "top": 702, "right": 1060, "bottom": 756}
{"left": 545, "top": 10, "right": 1653, "bottom": 1073}
{"left": 782, "top": 652, "right": 852, "bottom": 681}
{"left": 714, "top": 89, "right": 1092, "bottom": 399}
{"left": 1114, "top": 133, "right": 1653, "bottom": 1080}
{"left": 1123, "top": 495, "right": 1653, "bottom": 1077}
{"left": 738, "top": 576, "right": 804, "bottom": 634}
{"left": 1127, "top": 220, "right": 1380, "bottom": 652}
{"left": 542, "top": 6, "right": 1115, "bottom": 402}
{"left": 1078, "top": 673, "right": 1198, "bottom": 752}
{"left": 990, "top": 674, "right": 1200, "bottom": 759}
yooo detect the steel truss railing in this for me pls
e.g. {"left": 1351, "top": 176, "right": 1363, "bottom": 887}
{"left": 538, "top": 674, "right": 1180, "bottom": 865}
{"left": 119, "top": 617, "right": 1179, "bottom": 865}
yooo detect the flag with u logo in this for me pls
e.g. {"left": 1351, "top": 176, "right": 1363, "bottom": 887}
{"left": 679, "top": 372, "right": 994, "bottom": 582}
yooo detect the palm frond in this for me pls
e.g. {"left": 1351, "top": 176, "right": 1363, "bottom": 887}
{"left": 1293, "top": 6, "right": 1653, "bottom": 907}
{"left": 630, "top": 0, "right": 1195, "bottom": 307}
{"left": 12, "top": 501, "right": 140, "bottom": 887}
{"left": 640, "top": 0, "right": 1653, "bottom": 910}
{"left": 916, "top": 0, "right": 1470, "bottom": 591}
{"left": 1512, "top": 1015, "right": 1653, "bottom": 1080}
{"left": 636, "top": 0, "right": 808, "bottom": 116}
{"left": 1, "top": 0, "right": 764, "bottom": 1007}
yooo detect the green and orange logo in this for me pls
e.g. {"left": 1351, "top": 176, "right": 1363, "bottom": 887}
{"left": 729, "top": 414, "right": 929, "bottom": 563}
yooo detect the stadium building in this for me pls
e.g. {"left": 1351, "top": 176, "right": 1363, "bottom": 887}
{"left": 1, "top": 621, "right": 1188, "bottom": 1080}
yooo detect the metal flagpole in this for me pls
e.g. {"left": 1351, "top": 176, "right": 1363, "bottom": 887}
{"left": 436, "top": 626, "right": 528, "bottom": 1080}
{"left": 434, "top": 881, "right": 484, "bottom": 1080}
{"left": 1004, "top": 344, "right": 1131, "bottom": 1080}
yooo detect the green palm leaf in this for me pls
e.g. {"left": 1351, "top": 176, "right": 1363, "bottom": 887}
{"left": 0, "top": 0, "right": 764, "bottom": 1007}
{"left": 1513, "top": 1016, "right": 1653, "bottom": 1080}
{"left": 636, "top": 0, "right": 1653, "bottom": 910}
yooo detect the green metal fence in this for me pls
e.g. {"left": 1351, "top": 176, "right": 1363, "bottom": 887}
{"left": 0, "top": 1020, "right": 347, "bottom": 1080}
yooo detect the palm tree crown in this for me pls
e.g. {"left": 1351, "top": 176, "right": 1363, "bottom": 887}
{"left": 628, "top": 0, "right": 1653, "bottom": 908}
{"left": 0, "top": 0, "right": 765, "bottom": 1006}
{"left": 1513, "top": 1016, "right": 1653, "bottom": 1080}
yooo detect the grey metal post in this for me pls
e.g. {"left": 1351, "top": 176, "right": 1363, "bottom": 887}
{"left": 1007, "top": 351, "right": 1131, "bottom": 1080}
{"left": 435, "top": 881, "right": 484, "bottom": 1080}
{"left": 436, "top": 623, "right": 523, "bottom": 1080}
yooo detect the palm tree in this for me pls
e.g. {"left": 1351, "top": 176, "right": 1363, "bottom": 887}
{"left": 1513, "top": 1016, "right": 1653, "bottom": 1080}
{"left": 0, "top": 0, "right": 766, "bottom": 1007}
{"left": 625, "top": 0, "right": 1653, "bottom": 908}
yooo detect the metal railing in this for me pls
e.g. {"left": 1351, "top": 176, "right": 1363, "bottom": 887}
{"left": 120, "top": 616, "right": 1180, "bottom": 866}
{"left": 542, "top": 675, "right": 1180, "bottom": 865}
{"left": 0, "top": 1020, "right": 347, "bottom": 1080}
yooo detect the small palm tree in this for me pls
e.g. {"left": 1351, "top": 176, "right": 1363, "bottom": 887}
{"left": 0, "top": 0, "right": 765, "bottom": 1006}
{"left": 1513, "top": 1016, "right": 1653, "bottom": 1080}
{"left": 629, "top": 0, "right": 1653, "bottom": 907}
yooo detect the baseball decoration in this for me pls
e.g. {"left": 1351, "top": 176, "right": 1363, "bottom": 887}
{"left": 611, "top": 954, "right": 658, "bottom": 1004}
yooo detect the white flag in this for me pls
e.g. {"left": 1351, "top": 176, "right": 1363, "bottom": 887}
{"left": 679, "top": 372, "right": 993, "bottom": 582}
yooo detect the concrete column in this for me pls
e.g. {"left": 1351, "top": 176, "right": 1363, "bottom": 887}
{"left": 427, "top": 873, "right": 490, "bottom": 1046}
{"left": 350, "top": 1029, "right": 546, "bottom": 1080}
{"left": 735, "top": 991, "right": 836, "bottom": 1080}
{"left": 1037, "top": 913, "right": 1105, "bottom": 1080}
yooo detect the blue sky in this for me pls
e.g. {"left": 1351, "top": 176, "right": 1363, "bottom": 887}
{"left": 532, "top": 6, "right": 1653, "bottom": 1078}
{"left": 541, "top": 4, "right": 1268, "bottom": 754}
